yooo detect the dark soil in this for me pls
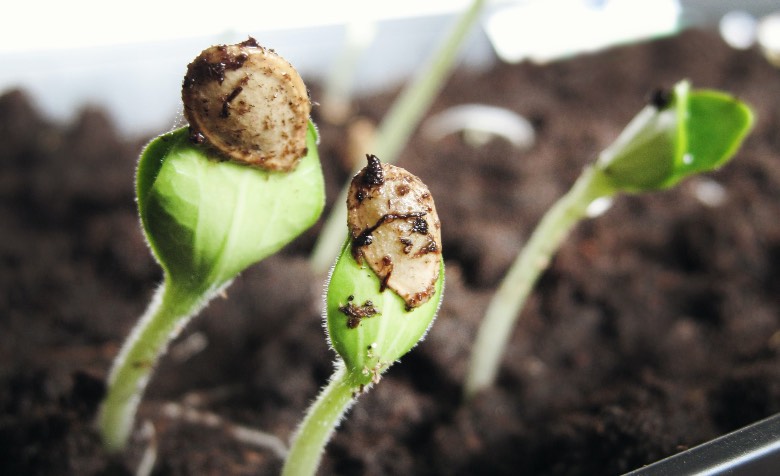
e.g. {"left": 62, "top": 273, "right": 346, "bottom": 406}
{"left": 2, "top": 29, "right": 780, "bottom": 475}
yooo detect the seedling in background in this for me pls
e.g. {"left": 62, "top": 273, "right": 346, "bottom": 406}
{"left": 282, "top": 155, "right": 444, "bottom": 476}
{"left": 309, "top": 0, "right": 486, "bottom": 272}
{"left": 465, "top": 80, "right": 754, "bottom": 398}
{"left": 97, "top": 39, "right": 325, "bottom": 451}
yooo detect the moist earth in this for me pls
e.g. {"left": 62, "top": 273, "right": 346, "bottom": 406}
{"left": 2, "top": 29, "right": 780, "bottom": 475}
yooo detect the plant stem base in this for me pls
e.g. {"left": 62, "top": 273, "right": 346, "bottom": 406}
{"left": 97, "top": 281, "right": 214, "bottom": 451}
{"left": 282, "top": 363, "right": 358, "bottom": 476}
{"left": 465, "top": 166, "right": 615, "bottom": 398}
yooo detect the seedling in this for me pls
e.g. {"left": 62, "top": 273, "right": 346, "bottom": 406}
{"left": 97, "top": 39, "right": 325, "bottom": 451}
{"left": 282, "top": 155, "right": 444, "bottom": 476}
{"left": 309, "top": 0, "right": 486, "bottom": 272}
{"left": 465, "top": 81, "right": 754, "bottom": 398}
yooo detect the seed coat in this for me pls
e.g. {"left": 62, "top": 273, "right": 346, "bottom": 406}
{"left": 182, "top": 38, "right": 311, "bottom": 171}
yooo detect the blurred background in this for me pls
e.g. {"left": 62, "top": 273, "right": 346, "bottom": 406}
{"left": 1, "top": 0, "right": 778, "bottom": 138}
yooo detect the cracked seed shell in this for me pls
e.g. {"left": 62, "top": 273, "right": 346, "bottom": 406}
{"left": 347, "top": 155, "right": 442, "bottom": 309}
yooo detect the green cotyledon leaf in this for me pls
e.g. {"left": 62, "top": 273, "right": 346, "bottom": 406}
{"left": 137, "top": 121, "right": 324, "bottom": 292}
{"left": 596, "top": 81, "right": 754, "bottom": 193}
{"left": 674, "top": 89, "right": 755, "bottom": 181}
{"left": 324, "top": 156, "right": 444, "bottom": 386}
{"left": 326, "top": 238, "right": 445, "bottom": 386}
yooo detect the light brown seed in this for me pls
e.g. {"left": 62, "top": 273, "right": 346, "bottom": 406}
{"left": 182, "top": 38, "right": 310, "bottom": 171}
{"left": 347, "top": 155, "right": 442, "bottom": 309}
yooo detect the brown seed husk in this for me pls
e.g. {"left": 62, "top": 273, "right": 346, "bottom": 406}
{"left": 182, "top": 38, "right": 310, "bottom": 171}
{"left": 347, "top": 155, "right": 442, "bottom": 309}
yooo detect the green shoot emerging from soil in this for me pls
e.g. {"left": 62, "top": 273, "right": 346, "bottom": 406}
{"left": 465, "top": 81, "right": 754, "bottom": 398}
{"left": 282, "top": 155, "right": 443, "bottom": 476}
{"left": 97, "top": 39, "right": 325, "bottom": 451}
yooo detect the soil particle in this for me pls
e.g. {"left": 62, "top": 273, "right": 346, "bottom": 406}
{"left": 339, "top": 296, "right": 379, "bottom": 329}
{"left": 647, "top": 87, "right": 672, "bottom": 109}
{"left": 361, "top": 154, "right": 385, "bottom": 186}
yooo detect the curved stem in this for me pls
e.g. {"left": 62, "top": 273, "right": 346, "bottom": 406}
{"left": 98, "top": 279, "right": 216, "bottom": 451}
{"left": 464, "top": 166, "right": 616, "bottom": 398}
{"left": 282, "top": 362, "right": 358, "bottom": 476}
{"left": 372, "top": 0, "right": 486, "bottom": 166}
{"left": 309, "top": 0, "right": 486, "bottom": 273}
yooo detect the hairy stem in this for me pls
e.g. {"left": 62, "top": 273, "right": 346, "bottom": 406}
{"left": 465, "top": 166, "right": 616, "bottom": 398}
{"left": 309, "top": 0, "right": 486, "bottom": 273}
{"left": 98, "top": 280, "right": 217, "bottom": 451}
{"left": 282, "top": 363, "right": 358, "bottom": 476}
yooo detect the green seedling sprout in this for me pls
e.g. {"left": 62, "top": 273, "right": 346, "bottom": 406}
{"left": 283, "top": 155, "right": 444, "bottom": 476}
{"left": 309, "top": 0, "right": 486, "bottom": 272}
{"left": 464, "top": 81, "right": 754, "bottom": 398}
{"left": 97, "top": 39, "right": 325, "bottom": 451}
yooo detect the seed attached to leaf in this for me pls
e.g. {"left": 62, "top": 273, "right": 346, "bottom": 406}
{"left": 182, "top": 37, "right": 311, "bottom": 171}
{"left": 347, "top": 155, "right": 442, "bottom": 309}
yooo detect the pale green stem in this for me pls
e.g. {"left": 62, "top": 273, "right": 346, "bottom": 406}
{"left": 282, "top": 362, "right": 358, "bottom": 476}
{"left": 309, "top": 0, "right": 487, "bottom": 273}
{"left": 98, "top": 279, "right": 218, "bottom": 451}
{"left": 321, "top": 17, "right": 377, "bottom": 123}
{"left": 464, "top": 166, "right": 617, "bottom": 398}
{"left": 372, "top": 0, "right": 486, "bottom": 167}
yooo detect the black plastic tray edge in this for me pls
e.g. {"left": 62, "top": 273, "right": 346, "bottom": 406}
{"left": 625, "top": 412, "right": 780, "bottom": 475}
